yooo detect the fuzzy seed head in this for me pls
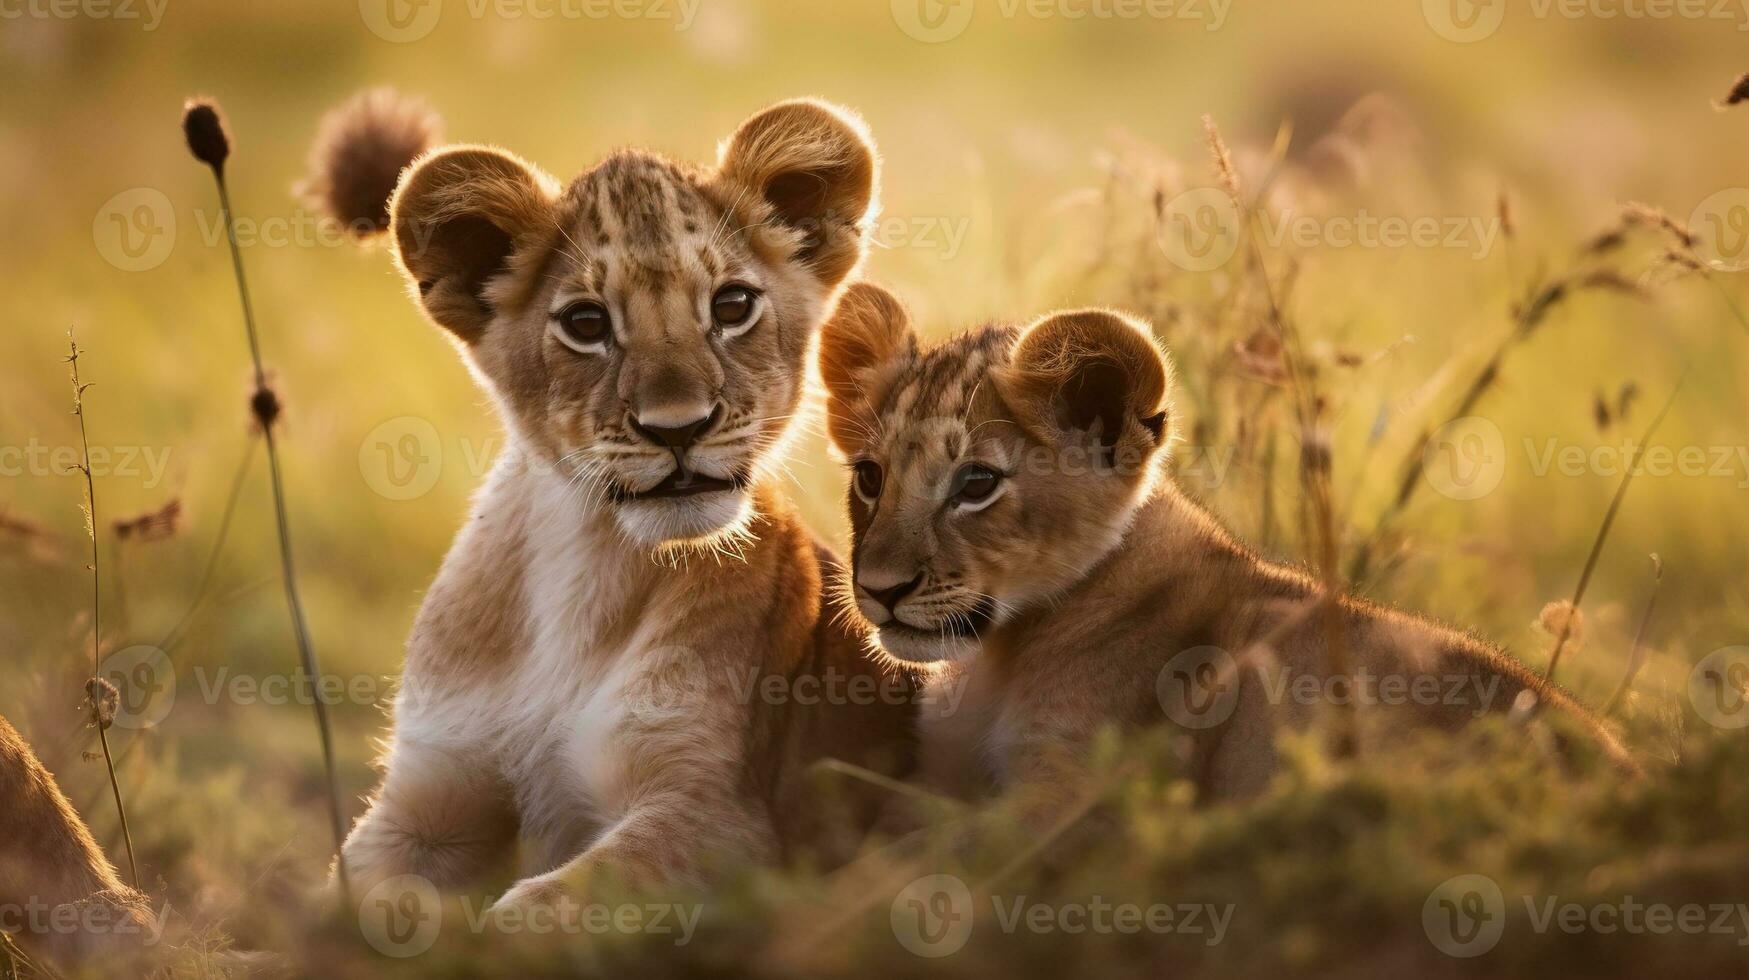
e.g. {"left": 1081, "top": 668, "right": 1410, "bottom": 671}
{"left": 1716, "top": 71, "right": 1749, "bottom": 109}
{"left": 1534, "top": 600, "right": 1587, "bottom": 655}
{"left": 1202, "top": 113, "right": 1242, "bottom": 202}
{"left": 86, "top": 677, "right": 120, "bottom": 730}
{"left": 251, "top": 385, "right": 281, "bottom": 431}
{"left": 300, "top": 88, "right": 443, "bottom": 239}
{"left": 182, "top": 98, "right": 232, "bottom": 173}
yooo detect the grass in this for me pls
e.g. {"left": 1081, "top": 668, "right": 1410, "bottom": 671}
{"left": 3, "top": 3, "right": 1748, "bottom": 976}
{"left": 182, "top": 96, "right": 350, "bottom": 900}
{"left": 63, "top": 331, "right": 139, "bottom": 892}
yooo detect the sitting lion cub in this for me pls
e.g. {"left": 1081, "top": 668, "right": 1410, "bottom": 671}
{"left": 816, "top": 283, "right": 1634, "bottom": 810}
{"left": 310, "top": 93, "right": 915, "bottom": 915}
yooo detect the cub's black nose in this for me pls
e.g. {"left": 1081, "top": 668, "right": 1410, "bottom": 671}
{"left": 630, "top": 404, "right": 722, "bottom": 454}
{"left": 861, "top": 574, "right": 924, "bottom": 615}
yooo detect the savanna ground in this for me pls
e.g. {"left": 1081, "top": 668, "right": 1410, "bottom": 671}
{"left": 3, "top": 1, "right": 1749, "bottom": 976}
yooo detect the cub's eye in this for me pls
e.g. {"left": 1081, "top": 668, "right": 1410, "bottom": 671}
{"left": 852, "top": 460, "right": 884, "bottom": 504}
{"left": 553, "top": 301, "right": 612, "bottom": 351}
{"left": 950, "top": 464, "right": 1004, "bottom": 511}
{"left": 711, "top": 285, "right": 761, "bottom": 335}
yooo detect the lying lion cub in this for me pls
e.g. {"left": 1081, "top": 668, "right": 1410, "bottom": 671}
{"left": 816, "top": 283, "right": 1634, "bottom": 809}
{"left": 0, "top": 714, "right": 155, "bottom": 968}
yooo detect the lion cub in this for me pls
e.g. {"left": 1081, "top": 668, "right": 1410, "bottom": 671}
{"left": 310, "top": 93, "right": 914, "bottom": 915}
{"left": 816, "top": 284, "right": 1633, "bottom": 810}
{"left": 0, "top": 714, "right": 156, "bottom": 967}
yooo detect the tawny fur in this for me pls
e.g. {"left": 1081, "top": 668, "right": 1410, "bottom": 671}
{"left": 310, "top": 93, "right": 915, "bottom": 918}
{"left": 0, "top": 714, "right": 154, "bottom": 967}
{"left": 819, "top": 285, "right": 1636, "bottom": 815}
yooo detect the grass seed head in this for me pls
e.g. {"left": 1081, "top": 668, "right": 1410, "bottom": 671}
{"left": 1202, "top": 114, "right": 1242, "bottom": 202}
{"left": 113, "top": 499, "right": 183, "bottom": 542}
{"left": 182, "top": 97, "right": 232, "bottom": 174}
{"left": 250, "top": 384, "right": 281, "bottom": 431}
{"left": 1715, "top": 71, "right": 1749, "bottom": 109}
{"left": 1535, "top": 599, "right": 1587, "bottom": 655}
{"left": 86, "top": 676, "right": 119, "bottom": 730}
{"left": 300, "top": 87, "right": 442, "bottom": 239}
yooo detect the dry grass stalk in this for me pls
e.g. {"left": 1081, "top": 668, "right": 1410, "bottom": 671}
{"left": 1621, "top": 201, "right": 1695, "bottom": 249}
{"left": 182, "top": 97, "right": 350, "bottom": 898}
{"left": 1539, "top": 377, "right": 1683, "bottom": 702}
{"left": 1347, "top": 262, "right": 1646, "bottom": 585}
{"left": 1204, "top": 113, "right": 1357, "bottom": 757}
{"left": 1202, "top": 113, "right": 1241, "bottom": 201}
{"left": 1, "top": 930, "right": 45, "bottom": 980}
{"left": 1603, "top": 554, "right": 1663, "bottom": 716}
{"left": 1624, "top": 201, "right": 1749, "bottom": 336}
{"left": 64, "top": 330, "right": 139, "bottom": 890}
{"left": 156, "top": 438, "right": 259, "bottom": 655}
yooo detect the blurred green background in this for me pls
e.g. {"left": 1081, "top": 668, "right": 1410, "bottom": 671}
{"left": 2, "top": 0, "right": 1748, "bottom": 972}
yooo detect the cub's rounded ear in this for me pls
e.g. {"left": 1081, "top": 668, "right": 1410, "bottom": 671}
{"left": 716, "top": 99, "right": 878, "bottom": 287}
{"left": 389, "top": 146, "right": 558, "bottom": 342}
{"left": 818, "top": 283, "right": 916, "bottom": 454}
{"left": 1000, "top": 310, "right": 1173, "bottom": 464}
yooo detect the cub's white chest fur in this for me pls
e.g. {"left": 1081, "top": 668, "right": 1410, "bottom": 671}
{"left": 917, "top": 658, "right": 1020, "bottom": 796}
{"left": 476, "top": 467, "right": 685, "bottom": 860}
{"left": 393, "top": 460, "right": 746, "bottom": 875}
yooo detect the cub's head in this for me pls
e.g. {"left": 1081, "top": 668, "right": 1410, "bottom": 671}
{"left": 819, "top": 284, "right": 1174, "bottom": 664}
{"left": 311, "top": 91, "right": 877, "bottom": 546}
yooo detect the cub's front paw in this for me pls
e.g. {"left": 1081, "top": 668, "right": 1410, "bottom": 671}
{"left": 486, "top": 873, "right": 584, "bottom": 933}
